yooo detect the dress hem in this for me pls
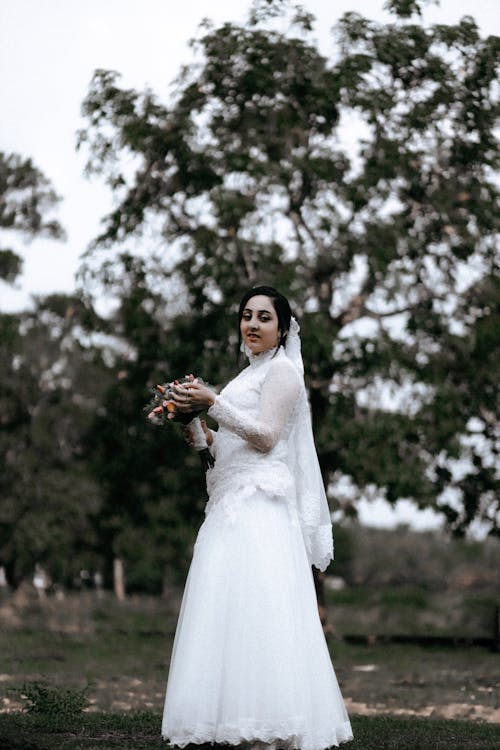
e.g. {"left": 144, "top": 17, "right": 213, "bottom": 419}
{"left": 161, "top": 719, "right": 354, "bottom": 749}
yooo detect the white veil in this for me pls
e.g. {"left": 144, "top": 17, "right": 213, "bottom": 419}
{"left": 285, "top": 318, "right": 334, "bottom": 571}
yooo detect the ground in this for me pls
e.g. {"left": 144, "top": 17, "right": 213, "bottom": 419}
{"left": 0, "top": 588, "right": 499, "bottom": 725}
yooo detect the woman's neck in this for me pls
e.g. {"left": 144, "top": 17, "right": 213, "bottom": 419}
{"left": 247, "top": 345, "right": 279, "bottom": 366}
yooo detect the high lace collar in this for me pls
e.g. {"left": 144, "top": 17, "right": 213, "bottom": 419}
{"left": 245, "top": 344, "right": 279, "bottom": 368}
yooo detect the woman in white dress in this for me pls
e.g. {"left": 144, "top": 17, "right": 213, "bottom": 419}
{"left": 162, "top": 286, "right": 353, "bottom": 749}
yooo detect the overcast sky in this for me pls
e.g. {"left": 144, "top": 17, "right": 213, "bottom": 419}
{"left": 1, "top": 1, "right": 498, "bottom": 531}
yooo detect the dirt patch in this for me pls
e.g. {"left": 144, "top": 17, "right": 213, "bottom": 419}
{"left": 344, "top": 698, "right": 500, "bottom": 723}
{"left": 2, "top": 670, "right": 499, "bottom": 724}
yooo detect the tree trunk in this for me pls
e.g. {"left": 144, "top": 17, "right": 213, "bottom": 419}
{"left": 113, "top": 557, "right": 125, "bottom": 601}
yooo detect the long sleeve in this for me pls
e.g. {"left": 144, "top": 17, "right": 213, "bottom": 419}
{"left": 184, "top": 417, "right": 209, "bottom": 451}
{"left": 208, "top": 358, "right": 300, "bottom": 453}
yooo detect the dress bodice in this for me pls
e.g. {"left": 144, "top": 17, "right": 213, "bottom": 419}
{"left": 201, "top": 344, "right": 334, "bottom": 572}
{"left": 205, "top": 347, "right": 301, "bottom": 514}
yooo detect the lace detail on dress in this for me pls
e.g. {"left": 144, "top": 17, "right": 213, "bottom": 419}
{"left": 307, "top": 523, "right": 335, "bottom": 573}
{"left": 208, "top": 356, "right": 300, "bottom": 453}
{"left": 202, "top": 349, "right": 300, "bottom": 529}
{"left": 195, "top": 466, "right": 298, "bottom": 553}
{"left": 247, "top": 346, "right": 278, "bottom": 367}
{"left": 295, "top": 490, "right": 334, "bottom": 571}
{"left": 163, "top": 718, "right": 354, "bottom": 749}
{"left": 204, "top": 347, "right": 334, "bottom": 571}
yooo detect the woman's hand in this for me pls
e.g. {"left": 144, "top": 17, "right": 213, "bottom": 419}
{"left": 170, "top": 380, "right": 216, "bottom": 412}
{"left": 182, "top": 419, "right": 213, "bottom": 447}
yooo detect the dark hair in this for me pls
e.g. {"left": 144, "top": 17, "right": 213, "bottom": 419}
{"left": 238, "top": 285, "right": 293, "bottom": 350}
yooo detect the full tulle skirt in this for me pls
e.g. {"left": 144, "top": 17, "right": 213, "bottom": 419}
{"left": 162, "top": 489, "right": 353, "bottom": 749}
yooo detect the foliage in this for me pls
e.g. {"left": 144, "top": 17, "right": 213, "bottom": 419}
{"left": 0, "top": 248, "right": 23, "bottom": 284}
{"left": 0, "top": 150, "right": 65, "bottom": 285}
{"left": 0, "top": 295, "right": 112, "bottom": 586}
{"left": 0, "top": 154, "right": 106, "bottom": 587}
{"left": 0, "top": 151, "right": 65, "bottom": 240}
{"left": 77, "top": 0, "right": 500, "bottom": 553}
{"left": 81, "top": 257, "right": 210, "bottom": 590}
{"left": 3, "top": 0, "right": 499, "bottom": 594}
{"left": 11, "top": 680, "right": 90, "bottom": 718}
{"left": 383, "top": 0, "right": 436, "bottom": 19}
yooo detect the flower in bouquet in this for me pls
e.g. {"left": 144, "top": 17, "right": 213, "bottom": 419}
{"left": 146, "top": 374, "right": 199, "bottom": 426}
{"left": 145, "top": 374, "right": 214, "bottom": 470}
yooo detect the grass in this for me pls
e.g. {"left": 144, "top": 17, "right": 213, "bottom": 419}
{"left": 1, "top": 591, "right": 499, "bottom": 748}
{"left": 2, "top": 593, "right": 500, "bottom": 715}
{"left": 0, "top": 713, "right": 499, "bottom": 750}
{"left": 3, "top": 618, "right": 499, "bottom": 717}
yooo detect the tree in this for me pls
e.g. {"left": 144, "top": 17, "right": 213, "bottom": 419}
{"left": 0, "top": 293, "right": 115, "bottom": 587}
{"left": 0, "top": 155, "right": 109, "bottom": 586}
{"left": 82, "top": 255, "right": 211, "bottom": 592}
{"left": 0, "top": 150, "right": 65, "bottom": 286}
{"left": 77, "top": 0, "right": 499, "bottom": 565}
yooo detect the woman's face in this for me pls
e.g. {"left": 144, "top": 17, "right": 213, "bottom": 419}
{"left": 240, "top": 295, "right": 280, "bottom": 355}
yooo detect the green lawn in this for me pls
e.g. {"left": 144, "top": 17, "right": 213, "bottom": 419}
{"left": 1, "top": 591, "right": 499, "bottom": 748}
{"left": 0, "top": 713, "right": 499, "bottom": 750}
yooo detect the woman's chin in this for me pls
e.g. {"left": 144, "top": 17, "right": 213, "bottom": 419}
{"left": 248, "top": 343, "right": 272, "bottom": 355}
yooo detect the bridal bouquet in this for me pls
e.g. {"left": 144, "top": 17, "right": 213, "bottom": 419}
{"left": 145, "top": 374, "right": 214, "bottom": 470}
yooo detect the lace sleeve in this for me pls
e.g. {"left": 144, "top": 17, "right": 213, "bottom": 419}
{"left": 207, "top": 358, "right": 300, "bottom": 453}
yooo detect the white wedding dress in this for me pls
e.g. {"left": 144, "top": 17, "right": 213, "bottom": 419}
{"left": 162, "top": 346, "right": 353, "bottom": 749}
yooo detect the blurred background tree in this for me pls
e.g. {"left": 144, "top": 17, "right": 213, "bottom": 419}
{"left": 82, "top": 254, "right": 210, "bottom": 593}
{"left": 0, "top": 294, "right": 111, "bottom": 587}
{"left": 1, "top": 0, "right": 498, "bottom": 591}
{"left": 77, "top": 0, "right": 499, "bottom": 583}
{"left": 0, "top": 150, "right": 66, "bottom": 284}
{"left": 0, "top": 153, "right": 110, "bottom": 586}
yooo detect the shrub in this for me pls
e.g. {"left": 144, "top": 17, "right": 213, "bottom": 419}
{"left": 11, "top": 681, "right": 90, "bottom": 720}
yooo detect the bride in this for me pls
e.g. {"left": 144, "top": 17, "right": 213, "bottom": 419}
{"left": 162, "top": 286, "right": 353, "bottom": 749}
